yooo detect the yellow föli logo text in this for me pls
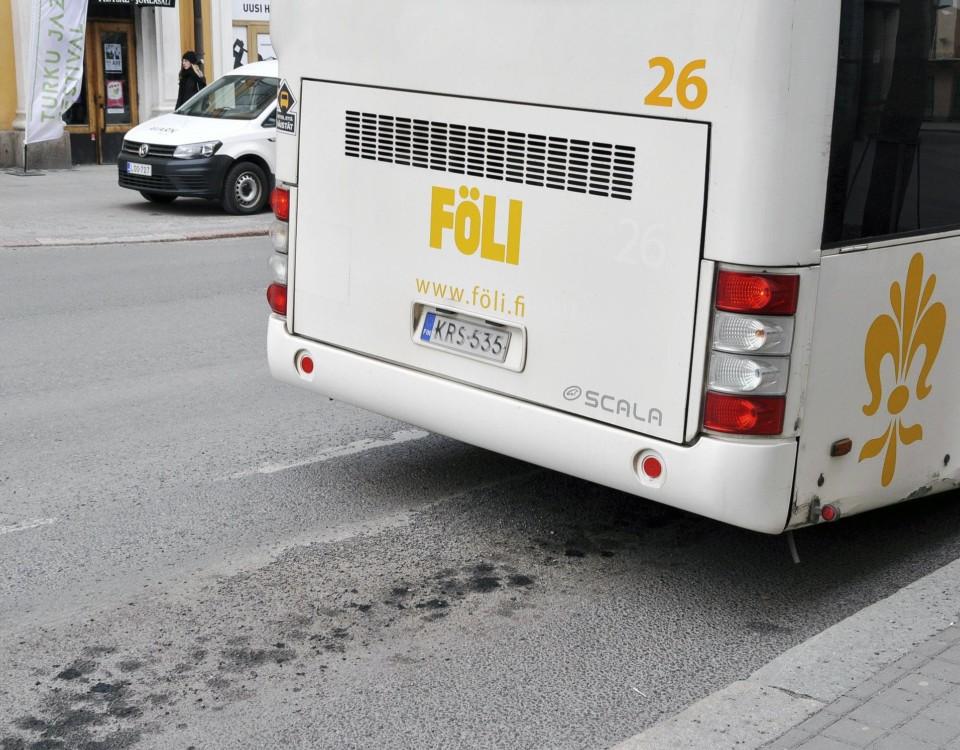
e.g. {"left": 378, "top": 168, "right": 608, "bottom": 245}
{"left": 429, "top": 186, "right": 523, "bottom": 265}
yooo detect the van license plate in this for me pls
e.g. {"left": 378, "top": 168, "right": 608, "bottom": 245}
{"left": 420, "top": 312, "right": 511, "bottom": 363}
{"left": 127, "top": 162, "right": 152, "bottom": 176}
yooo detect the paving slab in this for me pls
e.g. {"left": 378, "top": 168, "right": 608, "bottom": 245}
{"left": 0, "top": 165, "right": 270, "bottom": 247}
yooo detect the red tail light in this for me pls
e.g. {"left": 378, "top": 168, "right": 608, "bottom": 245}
{"left": 641, "top": 455, "right": 663, "bottom": 480}
{"left": 715, "top": 271, "right": 799, "bottom": 316}
{"left": 267, "top": 282, "right": 287, "bottom": 316}
{"left": 271, "top": 187, "right": 290, "bottom": 222}
{"left": 820, "top": 504, "right": 839, "bottom": 522}
{"left": 702, "top": 392, "right": 785, "bottom": 436}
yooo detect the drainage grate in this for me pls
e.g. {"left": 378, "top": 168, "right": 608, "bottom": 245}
{"left": 344, "top": 111, "right": 635, "bottom": 200}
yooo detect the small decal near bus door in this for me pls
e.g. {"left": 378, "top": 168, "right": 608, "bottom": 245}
{"left": 276, "top": 80, "right": 297, "bottom": 135}
{"left": 859, "top": 253, "right": 947, "bottom": 486}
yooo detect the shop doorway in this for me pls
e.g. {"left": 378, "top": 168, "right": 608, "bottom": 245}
{"left": 66, "top": 20, "right": 139, "bottom": 164}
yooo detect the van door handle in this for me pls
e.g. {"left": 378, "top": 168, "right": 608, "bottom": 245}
{"left": 268, "top": 137, "right": 276, "bottom": 142}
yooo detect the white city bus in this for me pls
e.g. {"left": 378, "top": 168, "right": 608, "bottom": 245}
{"left": 265, "top": 0, "right": 959, "bottom": 534}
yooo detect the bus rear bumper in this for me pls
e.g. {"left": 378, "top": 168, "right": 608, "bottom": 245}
{"left": 268, "top": 316, "right": 797, "bottom": 535}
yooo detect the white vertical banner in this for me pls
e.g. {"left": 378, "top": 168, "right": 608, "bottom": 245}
{"left": 25, "top": 0, "right": 90, "bottom": 145}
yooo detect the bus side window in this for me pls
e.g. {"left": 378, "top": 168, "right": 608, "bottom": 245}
{"left": 823, "top": 0, "right": 960, "bottom": 246}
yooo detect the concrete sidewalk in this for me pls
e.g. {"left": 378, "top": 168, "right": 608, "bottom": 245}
{"left": 763, "top": 627, "right": 960, "bottom": 750}
{"left": 613, "top": 554, "right": 960, "bottom": 750}
{"left": 0, "top": 165, "right": 270, "bottom": 248}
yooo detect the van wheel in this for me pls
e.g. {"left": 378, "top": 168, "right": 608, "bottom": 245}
{"left": 222, "top": 161, "right": 268, "bottom": 214}
{"left": 141, "top": 191, "right": 176, "bottom": 204}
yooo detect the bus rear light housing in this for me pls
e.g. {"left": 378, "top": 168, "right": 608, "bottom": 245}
{"left": 267, "top": 282, "right": 287, "bottom": 316}
{"left": 270, "top": 220, "right": 289, "bottom": 254}
{"left": 707, "top": 352, "right": 788, "bottom": 395}
{"left": 271, "top": 186, "right": 290, "bottom": 222}
{"left": 703, "top": 392, "right": 786, "bottom": 436}
{"left": 269, "top": 252, "right": 288, "bottom": 284}
{"left": 267, "top": 186, "right": 290, "bottom": 316}
{"left": 702, "top": 267, "right": 799, "bottom": 437}
{"left": 715, "top": 271, "right": 799, "bottom": 316}
{"left": 712, "top": 312, "right": 793, "bottom": 355}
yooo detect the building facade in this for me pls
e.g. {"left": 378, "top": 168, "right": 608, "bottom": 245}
{"left": 0, "top": 0, "right": 273, "bottom": 167}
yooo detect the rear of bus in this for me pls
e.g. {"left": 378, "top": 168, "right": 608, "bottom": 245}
{"left": 266, "top": 0, "right": 960, "bottom": 533}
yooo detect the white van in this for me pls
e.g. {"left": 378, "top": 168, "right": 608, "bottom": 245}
{"left": 117, "top": 60, "right": 279, "bottom": 214}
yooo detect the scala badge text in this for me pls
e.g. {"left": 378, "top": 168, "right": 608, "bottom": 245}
{"left": 429, "top": 186, "right": 523, "bottom": 265}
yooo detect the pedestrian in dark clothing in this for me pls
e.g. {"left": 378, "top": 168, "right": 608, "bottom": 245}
{"left": 176, "top": 51, "right": 206, "bottom": 109}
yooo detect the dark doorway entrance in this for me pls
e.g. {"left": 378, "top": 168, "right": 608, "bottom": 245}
{"left": 65, "top": 4, "right": 139, "bottom": 164}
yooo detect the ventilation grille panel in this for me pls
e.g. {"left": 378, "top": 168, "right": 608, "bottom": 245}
{"left": 122, "top": 141, "right": 177, "bottom": 158}
{"left": 344, "top": 110, "right": 635, "bottom": 201}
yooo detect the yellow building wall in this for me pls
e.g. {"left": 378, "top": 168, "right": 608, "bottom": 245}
{"left": 0, "top": 0, "right": 17, "bottom": 130}
{"left": 202, "top": 0, "right": 213, "bottom": 80}
{"left": 179, "top": 0, "right": 192, "bottom": 58}
{"left": 178, "top": 0, "right": 215, "bottom": 81}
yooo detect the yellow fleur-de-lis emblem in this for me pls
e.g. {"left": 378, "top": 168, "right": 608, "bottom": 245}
{"left": 859, "top": 253, "right": 947, "bottom": 486}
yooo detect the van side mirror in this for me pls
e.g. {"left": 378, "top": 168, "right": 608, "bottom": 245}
{"left": 262, "top": 109, "right": 277, "bottom": 128}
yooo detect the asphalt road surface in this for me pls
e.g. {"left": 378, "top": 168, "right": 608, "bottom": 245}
{"left": 2, "top": 237, "right": 960, "bottom": 750}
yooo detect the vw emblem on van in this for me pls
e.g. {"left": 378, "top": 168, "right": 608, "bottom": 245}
{"left": 138, "top": 143, "right": 149, "bottom": 157}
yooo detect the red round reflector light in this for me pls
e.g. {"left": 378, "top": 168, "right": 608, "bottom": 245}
{"left": 702, "top": 391, "right": 786, "bottom": 436}
{"left": 271, "top": 187, "right": 290, "bottom": 222}
{"left": 267, "top": 282, "right": 287, "bottom": 316}
{"left": 641, "top": 455, "right": 663, "bottom": 480}
{"left": 299, "top": 355, "right": 314, "bottom": 375}
{"left": 715, "top": 271, "right": 799, "bottom": 316}
{"left": 820, "top": 504, "right": 839, "bottom": 522}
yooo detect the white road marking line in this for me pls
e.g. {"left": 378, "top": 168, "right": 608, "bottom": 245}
{"left": 224, "top": 428, "right": 431, "bottom": 480}
{"left": 0, "top": 518, "right": 56, "bottom": 536}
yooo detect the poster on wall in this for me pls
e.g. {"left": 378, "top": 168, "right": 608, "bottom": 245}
{"left": 106, "top": 80, "right": 125, "bottom": 113}
{"left": 257, "top": 34, "right": 275, "bottom": 61}
{"left": 232, "top": 29, "right": 275, "bottom": 68}
{"left": 232, "top": 28, "right": 248, "bottom": 69}
{"left": 104, "top": 43, "right": 123, "bottom": 73}
{"left": 233, "top": 0, "right": 269, "bottom": 21}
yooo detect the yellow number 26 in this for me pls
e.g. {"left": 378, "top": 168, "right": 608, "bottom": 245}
{"left": 644, "top": 57, "right": 708, "bottom": 110}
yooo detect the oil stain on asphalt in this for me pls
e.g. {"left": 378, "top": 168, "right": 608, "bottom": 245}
{"left": 6, "top": 471, "right": 957, "bottom": 750}
{"left": 1, "top": 556, "right": 540, "bottom": 750}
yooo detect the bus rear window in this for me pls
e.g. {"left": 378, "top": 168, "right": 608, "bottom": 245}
{"left": 823, "top": 0, "right": 960, "bottom": 246}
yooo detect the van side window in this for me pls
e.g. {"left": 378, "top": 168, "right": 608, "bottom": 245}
{"left": 823, "top": 0, "right": 960, "bottom": 245}
{"left": 263, "top": 108, "right": 277, "bottom": 128}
